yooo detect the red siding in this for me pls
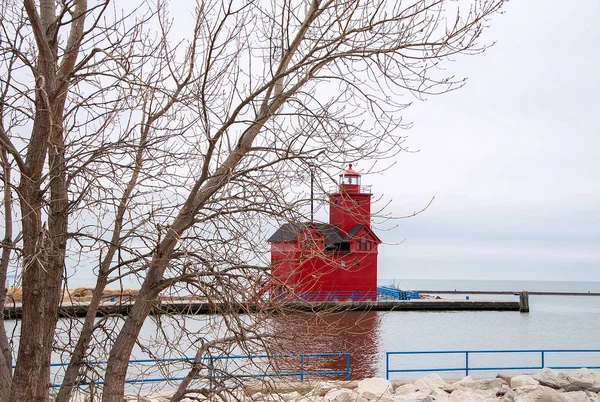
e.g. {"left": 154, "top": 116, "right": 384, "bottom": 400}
{"left": 270, "top": 172, "right": 379, "bottom": 301}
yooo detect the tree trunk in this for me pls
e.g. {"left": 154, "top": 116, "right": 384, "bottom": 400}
{"left": 0, "top": 150, "right": 13, "bottom": 402}
{"left": 101, "top": 288, "right": 159, "bottom": 402}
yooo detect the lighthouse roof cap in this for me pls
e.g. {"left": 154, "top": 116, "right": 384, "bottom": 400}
{"left": 340, "top": 163, "right": 360, "bottom": 177}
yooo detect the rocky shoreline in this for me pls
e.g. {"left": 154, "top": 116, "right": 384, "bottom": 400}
{"left": 115, "top": 368, "right": 600, "bottom": 401}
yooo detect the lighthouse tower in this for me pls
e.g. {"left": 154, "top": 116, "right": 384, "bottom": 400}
{"left": 329, "top": 164, "right": 372, "bottom": 235}
{"left": 268, "top": 164, "right": 381, "bottom": 300}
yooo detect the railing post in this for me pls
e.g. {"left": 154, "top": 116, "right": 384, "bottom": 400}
{"left": 385, "top": 353, "right": 389, "bottom": 380}
{"left": 300, "top": 354, "right": 305, "bottom": 382}
{"left": 519, "top": 290, "right": 530, "bottom": 313}
{"left": 465, "top": 352, "right": 469, "bottom": 376}
{"left": 209, "top": 356, "right": 214, "bottom": 390}
{"left": 346, "top": 353, "right": 351, "bottom": 380}
{"left": 541, "top": 351, "right": 545, "bottom": 369}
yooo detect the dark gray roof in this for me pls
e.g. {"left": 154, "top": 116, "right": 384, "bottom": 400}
{"left": 315, "top": 223, "right": 343, "bottom": 248}
{"left": 342, "top": 224, "right": 365, "bottom": 241}
{"left": 268, "top": 222, "right": 342, "bottom": 248}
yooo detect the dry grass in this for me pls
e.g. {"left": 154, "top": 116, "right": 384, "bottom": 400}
{"left": 7, "top": 288, "right": 22, "bottom": 300}
{"left": 5, "top": 287, "right": 140, "bottom": 301}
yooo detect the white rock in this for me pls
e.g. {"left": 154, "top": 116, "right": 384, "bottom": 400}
{"left": 447, "top": 389, "right": 490, "bottom": 402}
{"left": 395, "top": 384, "right": 420, "bottom": 395}
{"left": 427, "top": 388, "right": 451, "bottom": 401}
{"left": 307, "top": 381, "right": 337, "bottom": 397}
{"left": 562, "top": 369, "right": 600, "bottom": 393}
{"left": 324, "top": 388, "right": 365, "bottom": 402}
{"left": 534, "top": 369, "right": 567, "bottom": 389}
{"left": 391, "top": 391, "right": 431, "bottom": 402}
{"left": 558, "top": 391, "right": 598, "bottom": 402}
{"left": 510, "top": 375, "right": 540, "bottom": 388}
{"left": 453, "top": 376, "right": 504, "bottom": 391}
{"left": 414, "top": 374, "right": 447, "bottom": 391}
{"left": 280, "top": 391, "right": 302, "bottom": 401}
{"left": 357, "top": 377, "right": 394, "bottom": 398}
{"left": 513, "top": 386, "right": 563, "bottom": 402}
{"left": 296, "top": 397, "right": 325, "bottom": 402}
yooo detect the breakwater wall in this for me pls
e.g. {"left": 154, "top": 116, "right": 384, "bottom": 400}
{"left": 416, "top": 290, "right": 600, "bottom": 296}
{"left": 3, "top": 297, "right": 522, "bottom": 320}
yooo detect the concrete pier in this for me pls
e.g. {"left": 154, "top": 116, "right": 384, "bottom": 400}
{"left": 3, "top": 298, "right": 521, "bottom": 320}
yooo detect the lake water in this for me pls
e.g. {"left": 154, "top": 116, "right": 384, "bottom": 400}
{"left": 6, "top": 279, "right": 600, "bottom": 390}
{"left": 270, "top": 279, "right": 600, "bottom": 380}
{"left": 372, "top": 279, "right": 600, "bottom": 378}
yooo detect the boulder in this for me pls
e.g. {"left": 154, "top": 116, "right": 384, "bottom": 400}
{"left": 296, "top": 397, "right": 325, "bottom": 402}
{"left": 447, "top": 389, "right": 490, "bottom": 402}
{"left": 512, "top": 385, "right": 563, "bottom": 402}
{"left": 391, "top": 391, "right": 431, "bottom": 402}
{"left": 427, "top": 388, "right": 451, "bottom": 401}
{"left": 307, "top": 381, "right": 337, "bottom": 396}
{"left": 533, "top": 369, "right": 567, "bottom": 389}
{"left": 280, "top": 391, "right": 302, "bottom": 401}
{"left": 510, "top": 375, "right": 540, "bottom": 388}
{"left": 502, "top": 389, "right": 516, "bottom": 401}
{"left": 395, "top": 384, "right": 421, "bottom": 395}
{"left": 414, "top": 374, "right": 447, "bottom": 391}
{"left": 357, "top": 377, "right": 394, "bottom": 398}
{"left": 453, "top": 376, "right": 504, "bottom": 391}
{"left": 497, "top": 374, "right": 515, "bottom": 384}
{"left": 561, "top": 369, "right": 600, "bottom": 393}
{"left": 557, "top": 390, "right": 598, "bottom": 402}
{"left": 323, "top": 388, "right": 366, "bottom": 402}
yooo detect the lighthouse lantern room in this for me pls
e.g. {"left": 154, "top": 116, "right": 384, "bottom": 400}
{"left": 268, "top": 164, "right": 381, "bottom": 301}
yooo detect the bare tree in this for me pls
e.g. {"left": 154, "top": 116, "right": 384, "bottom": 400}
{"left": 0, "top": 0, "right": 505, "bottom": 401}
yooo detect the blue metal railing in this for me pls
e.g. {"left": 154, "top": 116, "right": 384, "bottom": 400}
{"left": 377, "top": 286, "right": 420, "bottom": 300}
{"left": 297, "top": 290, "right": 377, "bottom": 301}
{"left": 47, "top": 352, "right": 350, "bottom": 388}
{"left": 271, "top": 287, "right": 419, "bottom": 302}
{"left": 272, "top": 290, "right": 378, "bottom": 302}
{"left": 386, "top": 349, "right": 600, "bottom": 379}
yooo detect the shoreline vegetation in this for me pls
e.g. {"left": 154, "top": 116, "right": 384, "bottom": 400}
{"left": 6, "top": 287, "right": 142, "bottom": 303}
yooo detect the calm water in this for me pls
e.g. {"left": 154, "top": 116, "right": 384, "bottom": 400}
{"left": 373, "top": 279, "right": 600, "bottom": 378}
{"left": 6, "top": 279, "right": 600, "bottom": 388}
{"left": 272, "top": 279, "right": 600, "bottom": 379}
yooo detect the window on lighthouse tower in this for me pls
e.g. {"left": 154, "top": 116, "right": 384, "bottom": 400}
{"left": 343, "top": 175, "right": 360, "bottom": 185}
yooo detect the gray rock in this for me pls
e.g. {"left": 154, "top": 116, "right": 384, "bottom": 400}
{"left": 502, "top": 389, "right": 516, "bottom": 401}
{"left": 510, "top": 375, "right": 540, "bottom": 388}
{"left": 414, "top": 374, "right": 447, "bottom": 392}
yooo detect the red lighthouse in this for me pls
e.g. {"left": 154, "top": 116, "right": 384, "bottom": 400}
{"left": 268, "top": 165, "right": 381, "bottom": 301}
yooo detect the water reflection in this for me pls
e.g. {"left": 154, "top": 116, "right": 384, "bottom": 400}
{"left": 268, "top": 311, "right": 380, "bottom": 379}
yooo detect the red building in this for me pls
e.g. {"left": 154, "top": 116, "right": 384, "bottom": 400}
{"left": 268, "top": 165, "right": 381, "bottom": 301}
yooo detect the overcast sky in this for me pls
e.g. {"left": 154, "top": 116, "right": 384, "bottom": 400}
{"left": 365, "top": 0, "right": 600, "bottom": 282}
{"left": 37, "top": 0, "right": 599, "bottom": 289}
